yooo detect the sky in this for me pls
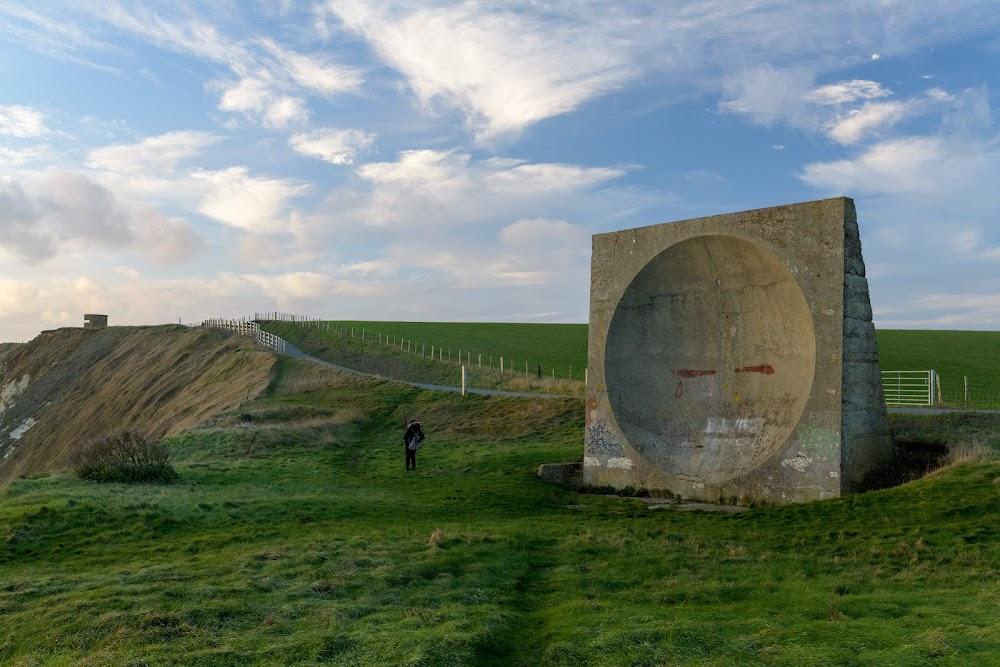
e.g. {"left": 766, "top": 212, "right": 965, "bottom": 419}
{"left": 1, "top": 1, "right": 999, "bottom": 342}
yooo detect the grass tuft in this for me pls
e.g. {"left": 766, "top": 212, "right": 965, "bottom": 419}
{"left": 73, "top": 431, "right": 178, "bottom": 484}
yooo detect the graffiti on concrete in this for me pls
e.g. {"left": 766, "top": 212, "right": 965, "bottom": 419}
{"left": 797, "top": 422, "right": 838, "bottom": 458}
{"left": 585, "top": 419, "right": 622, "bottom": 456}
{"left": 675, "top": 369, "right": 717, "bottom": 378}
{"left": 735, "top": 364, "right": 775, "bottom": 375}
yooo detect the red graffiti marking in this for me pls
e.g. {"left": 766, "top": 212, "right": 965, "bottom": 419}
{"left": 735, "top": 364, "right": 775, "bottom": 375}
{"left": 675, "top": 369, "right": 717, "bottom": 378}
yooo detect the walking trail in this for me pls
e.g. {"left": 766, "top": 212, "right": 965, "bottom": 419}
{"left": 282, "top": 341, "right": 568, "bottom": 400}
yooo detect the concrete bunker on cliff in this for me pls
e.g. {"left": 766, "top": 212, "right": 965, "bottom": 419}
{"left": 585, "top": 197, "right": 893, "bottom": 504}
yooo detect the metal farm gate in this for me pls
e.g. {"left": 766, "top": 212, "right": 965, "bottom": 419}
{"left": 881, "top": 370, "right": 937, "bottom": 406}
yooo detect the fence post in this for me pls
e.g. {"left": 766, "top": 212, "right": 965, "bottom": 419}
{"left": 462, "top": 366, "right": 466, "bottom": 396}
{"left": 585, "top": 368, "right": 589, "bottom": 386}
{"left": 500, "top": 356, "right": 504, "bottom": 374}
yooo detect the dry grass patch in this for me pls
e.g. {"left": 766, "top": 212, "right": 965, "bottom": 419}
{"left": 0, "top": 326, "right": 275, "bottom": 483}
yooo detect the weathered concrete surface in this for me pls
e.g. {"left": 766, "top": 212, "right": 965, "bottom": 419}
{"left": 83, "top": 314, "right": 108, "bottom": 329}
{"left": 586, "top": 197, "right": 893, "bottom": 504}
{"left": 537, "top": 462, "right": 583, "bottom": 487}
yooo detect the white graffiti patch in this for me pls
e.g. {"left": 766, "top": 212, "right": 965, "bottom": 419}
{"left": 781, "top": 454, "right": 812, "bottom": 473}
{"left": 607, "top": 457, "right": 633, "bottom": 470}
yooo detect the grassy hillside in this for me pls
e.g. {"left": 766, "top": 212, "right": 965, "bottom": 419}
{"left": 262, "top": 321, "right": 585, "bottom": 397}
{"left": 0, "top": 326, "right": 275, "bottom": 485}
{"left": 270, "top": 322, "right": 1000, "bottom": 408}
{"left": 321, "top": 321, "right": 588, "bottom": 381}
{"left": 3, "top": 342, "right": 1000, "bottom": 664}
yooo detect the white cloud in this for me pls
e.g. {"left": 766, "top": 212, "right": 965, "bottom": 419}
{"left": 134, "top": 211, "right": 204, "bottom": 264}
{"left": 826, "top": 101, "right": 910, "bottom": 144}
{"left": 80, "top": 131, "right": 311, "bottom": 237}
{"left": 86, "top": 131, "right": 220, "bottom": 173}
{"left": 342, "top": 149, "right": 626, "bottom": 229}
{"left": 289, "top": 128, "right": 376, "bottom": 165}
{"left": 243, "top": 271, "right": 382, "bottom": 308}
{"left": 257, "top": 38, "right": 363, "bottom": 97}
{"left": 0, "top": 105, "right": 49, "bottom": 137}
{"left": 926, "top": 87, "right": 954, "bottom": 102}
{"left": 486, "top": 163, "right": 628, "bottom": 195}
{"left": 217, "top": 76, "right": 310, "bottom": 128}
{"left": 114, "top": 266, "right": 140, "bottom": 280}
{"left": 326, "top": 0, "right": 635, "bottom": 142}
{"left": 0, "top": 171, "right": 208, "bottom": 265}
{"left": 0, "top": 145, "right": 50, "bottom": 166}
{"left": 719, "top": 66, "right": 814, "bottom": 126}
{"left": 0, "top": 279, "right": 38, "bottom": 315}
{"left": 498, "top": 218, "right": 588, "bottom": 250}
{"left": 800, "top": 135, "right": 999, "bottom": 195}
{"left": 0, "top": 173, "right": 135, "bottom": 262}
{"left": 40, "top": 4, "right": 364, "bottom": 130}
{"left": 193, "top": 167, "right": 310, "bottom": 233}
{"left": 805, "top": 80, "right": 891, "bottom": 105}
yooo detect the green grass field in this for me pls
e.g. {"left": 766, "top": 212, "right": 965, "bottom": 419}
{"left": 4, "top": 350, "right": 1000, "bottom": 665}
{"left": 876, "top": 330, "right": 1000, "bottom": 408}
{"left": 269, "top": 321, "right": 1000, "bottom": 408}
{"left": 317, "top": 321, "right": 588, "bottom": 381}
{"left": 262, "top": 321, "right": 586, "bottom": 397}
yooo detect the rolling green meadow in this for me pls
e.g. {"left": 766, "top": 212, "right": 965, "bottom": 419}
{"left": 2, "top": 321, "right": 1000, "bottom": 665}
{"left": 271, "top": 321, "right": 1000, "bottom": 408}
{"left": 876, "top": 330, "right": 1000, "bottom": 408}
{"left": 291, "top": 321, "right": 588, "bottom": 382}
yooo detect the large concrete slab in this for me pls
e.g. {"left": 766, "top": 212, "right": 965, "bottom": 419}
{"left": 586, "top": 197, "right": 893, "bottom": 504}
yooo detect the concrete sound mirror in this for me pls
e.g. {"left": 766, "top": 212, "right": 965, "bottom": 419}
{"left": 585, "top": 197, "right": 893, "bottom": 503}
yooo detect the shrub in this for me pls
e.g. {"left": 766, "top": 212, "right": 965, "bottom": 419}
{"left": 74, "top": 431, "right": 179, "bottom": 484}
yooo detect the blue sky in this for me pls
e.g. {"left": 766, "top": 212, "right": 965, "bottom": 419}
{"left": 1, "top": 1, "right": 999, "bottom": 341}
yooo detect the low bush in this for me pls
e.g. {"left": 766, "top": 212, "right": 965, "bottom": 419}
{"left": 73, "top": 431, "right": 179, "bottom": 484}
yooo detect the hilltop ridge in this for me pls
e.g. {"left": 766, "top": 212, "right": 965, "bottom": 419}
{"left": 0, "top": 325, "right": 275, "bottom": 484}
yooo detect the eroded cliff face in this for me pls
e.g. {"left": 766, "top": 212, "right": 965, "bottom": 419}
{"left": 0, "top": 325, "right": 276, "bottom": 484}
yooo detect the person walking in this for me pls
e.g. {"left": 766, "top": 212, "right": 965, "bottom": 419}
{"left": 403, "top": 420, "right": 424, "bottom": 471}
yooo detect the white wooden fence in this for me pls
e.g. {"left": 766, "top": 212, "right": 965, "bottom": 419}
{"left": 881, "top": 370, "right": 936, "bottom": 406}
{"left": 202, "top": 318, "right": 286, "bottom": 355}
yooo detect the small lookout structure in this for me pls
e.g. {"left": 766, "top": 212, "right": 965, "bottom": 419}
{"left": 83, "top": 314, "right": 108, "bottom": 329}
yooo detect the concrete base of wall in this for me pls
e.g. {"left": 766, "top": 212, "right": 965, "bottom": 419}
{"left": 537, "top": 462, "right": 583, "bottom": 488}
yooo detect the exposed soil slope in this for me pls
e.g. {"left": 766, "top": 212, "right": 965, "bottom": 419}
{"left": 0, "top": 325, "right": 275, "bottom": 484}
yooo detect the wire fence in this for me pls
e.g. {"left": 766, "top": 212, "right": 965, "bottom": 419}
{"left": 937, "top": 377, "right": 1000, "bottom": 410}
{"left": 254, "top": 312, "right": 588, "bottom": 386}
{"left": 882, "top": 369, "right": 1000, "bottom": 409}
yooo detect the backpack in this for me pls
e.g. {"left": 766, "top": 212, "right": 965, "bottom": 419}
{"left": 406, "top": 422, "right": 424, "bottom": 450}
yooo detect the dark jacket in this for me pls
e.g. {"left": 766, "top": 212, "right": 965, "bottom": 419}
{"left": 404, "top": 421, "right": 425, "bottom": 449}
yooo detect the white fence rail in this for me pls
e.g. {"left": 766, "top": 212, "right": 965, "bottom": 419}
{"left": 881, "top": 370, "right": 936, "bottom": 406}
{"left": 203, "top": 318, "right": 286, "bottom": 355}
